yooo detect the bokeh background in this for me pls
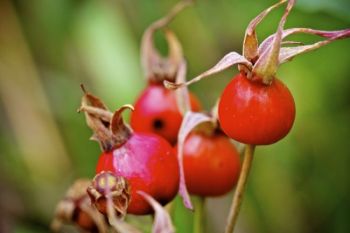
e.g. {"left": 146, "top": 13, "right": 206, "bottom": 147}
{"left": 0, "top": 0, "right": 350, "bottom": 232}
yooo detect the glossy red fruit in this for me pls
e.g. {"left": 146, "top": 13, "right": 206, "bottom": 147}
{"left": 131, "top": 83, "right": 201, "bottom": 144}
{"left": 178, "top": 131, "right": 240, "bottom": 196}
{"left": 96, "top": 132, "right": 179, "bottom": 215}
{"left": 218, "top": 73, "right": 295, "bottom": 145}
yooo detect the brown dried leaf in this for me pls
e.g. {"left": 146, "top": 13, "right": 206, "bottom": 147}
{"left": 252, "top": 0, "right": 295, "bottom": 84}
{"left": 164, "top": 52, "right": 252, "bottom": 89}
{"left": 177, "top": 112, "right": 212, "bottom": 209}
{"left": 138, "top": 191, "right": 175, "bottom": 233}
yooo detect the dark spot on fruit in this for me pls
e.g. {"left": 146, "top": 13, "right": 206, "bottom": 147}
{"left": 153, "top": 119, "right": 165, "bottom": 130}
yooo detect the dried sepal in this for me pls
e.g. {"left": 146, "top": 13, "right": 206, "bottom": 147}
{"left": 164, "top": 29, "right": 183, "bottom": 79}
{"left": 242, "top": 0, "right": 287, "bottom": 63}
{"left": 177, "top": 111, "right": 213, "bottom": 209}
{"left": 278, "top": 28, "right": 350, "bottom": 63}
{"left": 175, "top": 60, "right": 191, "bottom": 115}
{"left": 80, "top": 84, "right": 109, "bottom": 110}
{"left": 110, "top": 105, "right": 134, "bottom": 146}
{"left": 78, "top": 198, "right": 109, "bottom": 233}
{"left": 141, "top": 0, "right": 192, "bottom": 82}
{"left": 87, "top": 171, "right": 130, "bottom": 219}
{"left": 253, "top": 2, "right": 350, "bottom": 76}
{"left": 100, "top": 172, "right": 141, "bottom": 233}
{"left": 165, "top": 0, "right": 350, "bottom": 89}
{"left": 105, "top": 188, "right": 142, "bottom": 233}
{"left": 138, "top": 191, "right": 175, "bottom": 233}
{"left": 279, "top": 41, "right": 331, "bottom": 63}
{"left": 51, "top": 200, "right": 75, "bottom": 231}
{"left": 164, "top": 52, "right": 252, "bottom": 89}
{"left": 79, "top": 88, "right": 114, "bottom": 151}
{"left": 210, "top": 99, "right": 220, "bottom": 123}
{"left": 281, "top": 41, "right": 304, "bottom": 46}
{"left": 79, "top": 105, "right": 113, "bottom": 123}
{"left": 258, "top": 28, "right": 301, "bottom": 55}
{"left": 51, "top": 179, "right": 108, "bottom": 233}
{"left": 252, "top": 0, "right": 295, "bottom": 84}
{"left": 259, "top": 28, "right": 350, "bottom": 55}
{"left": 79, "top": 87, "right": 134, "bottom": 151}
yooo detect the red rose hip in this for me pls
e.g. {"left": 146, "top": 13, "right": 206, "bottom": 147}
{"left": 79, "top": 89, "right": 180, "bottom": 216}
{"left": 218, "top": 73, "right": 295, "bottom": 145}
{"left": 133, "top": 4, "right": 201, "bottom": 144}
{"left": 180, "top": 131, "right": 240, "bottom": 196}
{"left": 131, "top": 83, "right": 201, "bottom": 144}
{"left": 96, "top": 133, "right": 179, "bottom": 215}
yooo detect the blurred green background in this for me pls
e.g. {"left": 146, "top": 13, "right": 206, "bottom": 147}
{"left": 0, "top": 0, "right": 350, "bottom": 232}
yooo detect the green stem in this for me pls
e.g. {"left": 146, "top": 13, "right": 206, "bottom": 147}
{"left": 224, "top": 144, "right": 255, "bottom": 233}
{"left": 193, "top": 196, "right": 205, "bottom": 233}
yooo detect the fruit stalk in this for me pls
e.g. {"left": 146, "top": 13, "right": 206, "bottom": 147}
{"left": 193, "top": 196, "right": 205, "bottom": 233}
{"left": 224, "top": 144, "right": 255, "bottom": 233}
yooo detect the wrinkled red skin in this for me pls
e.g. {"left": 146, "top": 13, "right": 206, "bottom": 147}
{"left": 218, "top": 73, "right": 296, "bottom": 145}
{"left": 131, "top": 83, "right": 201, "bottom": 145}
{"left": 176, "top": 132, "right": 240, "bottom": 197}
{"left": 96, "top": 133, "right": 179, "bottom": 215}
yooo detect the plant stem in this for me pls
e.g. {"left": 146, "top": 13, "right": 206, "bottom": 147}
{"left": 224, "top": 144, "right": 255, "bottom": 233}
{"left": 193, "top": 196, "right": 205, "bottom": 233}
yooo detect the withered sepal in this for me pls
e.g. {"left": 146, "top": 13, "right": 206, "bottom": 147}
{"left": 78, "top": 86, "right": 134, "bottom": 152}
{"left": 51, "top": 179, "right": 108, "bottom": 233}
{"left": 87, "top": 171, "right": 130, "bottom": 219}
